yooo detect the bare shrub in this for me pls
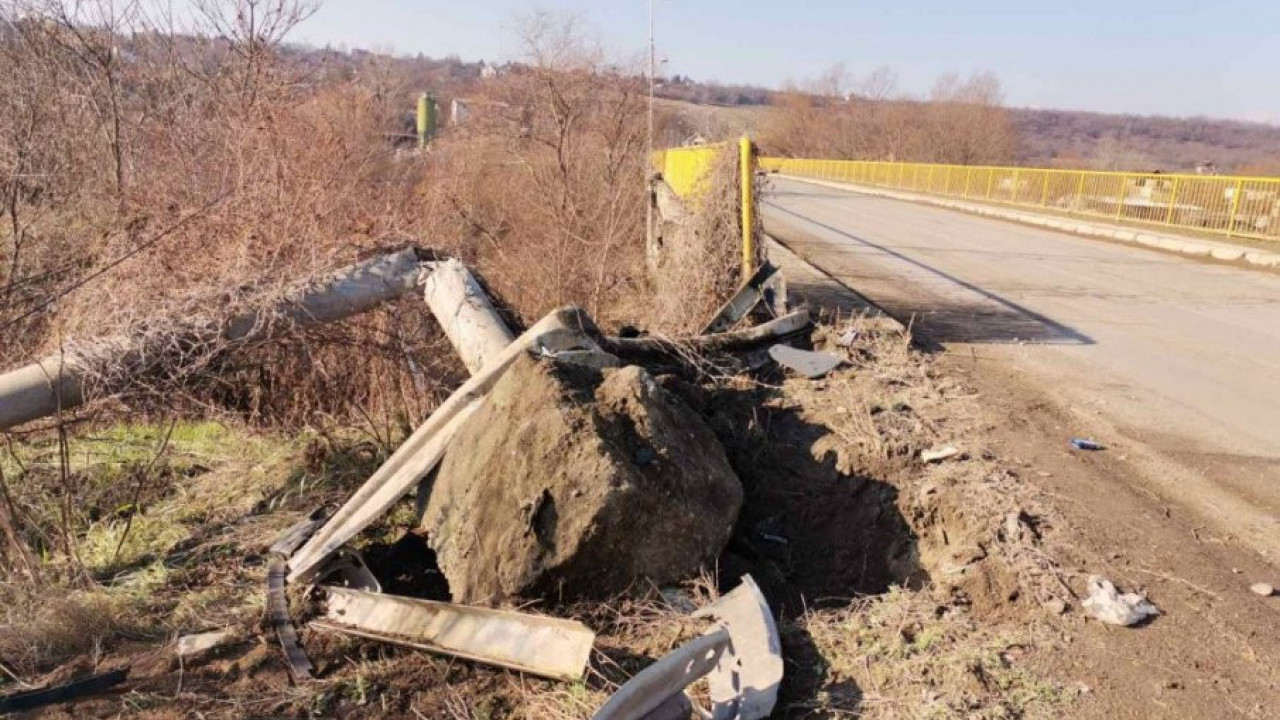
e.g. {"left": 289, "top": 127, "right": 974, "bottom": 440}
{"left": 0, "top": 586, "right": 125, "bottom": 676}
{"left": 0, "top": 0, "right": 453, "bottom": 431}
{"left": 420, "top": 12, "right": 649, "bottom": 330}
{"left": 760, "top": 66, "right": 1020, "bottom": 165}
{"left": 647, "top": 145, "right": 750, "bottom": 334}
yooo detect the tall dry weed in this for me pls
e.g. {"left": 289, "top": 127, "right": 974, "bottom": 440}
{"left": 645, "top": 145, "right": 752, "bottom": 334}
{"left": 0, "top": 1, "right": 458, "bottom": 429}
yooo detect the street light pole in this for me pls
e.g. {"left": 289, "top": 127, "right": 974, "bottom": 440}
{"left": 645, "top": 0, "right": 656, "bottom": 267}
{"left": 648, "top": 0, "right": 655, "bottom": 157}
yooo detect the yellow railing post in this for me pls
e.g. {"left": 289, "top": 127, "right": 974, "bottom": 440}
{"left": 1227, "top": 178, "right": 1244, "bottom": 237}
{"left": 1165, "top": 176, "right": 1181, "bottom": 225}
{"left": 740, "top": 135, "right": 755, "bottom": 283}
{"left": 1040, "top": 172, "right": 1050, "bottom": 207}
{"left": 1115, "top": 175, "right": 1128, "bottom": 220}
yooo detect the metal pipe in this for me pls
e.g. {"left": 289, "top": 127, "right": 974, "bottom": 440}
{"left": 0, "top": 248, "right": 426, "bottom": 431}
{"left": 421, "top": 259, "right": 515, "bottom": 374}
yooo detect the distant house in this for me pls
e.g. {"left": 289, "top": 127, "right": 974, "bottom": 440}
{"left": 480, "top": 62, "right": 499, "bottom": 80}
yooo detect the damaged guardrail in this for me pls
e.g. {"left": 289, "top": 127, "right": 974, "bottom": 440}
{"left": 3, "top": 239, "right": 806, "bottom": 716}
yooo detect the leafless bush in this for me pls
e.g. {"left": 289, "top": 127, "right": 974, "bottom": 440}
{"left": 420, "top": 12, "right": 650, "bottom": 330}
{"left": 647, "top": 145, "right": 749, "bottom": 333}
{"left": 0, "top": 0, "right": 454, "bottom": 430}
{"left": 760, "top": 66, "right": 1020, "bottom": 165}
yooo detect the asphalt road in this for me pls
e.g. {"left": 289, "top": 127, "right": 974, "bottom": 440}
{"left": 765, "top": 177, "right": 1280, "bottom": 559}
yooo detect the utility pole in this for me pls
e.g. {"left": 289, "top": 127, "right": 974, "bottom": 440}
{"left": 648, "top": 0, "right": 656, "bottom": 157}
{"left": 645, "top": 0, "right": 656, "bottom": 265}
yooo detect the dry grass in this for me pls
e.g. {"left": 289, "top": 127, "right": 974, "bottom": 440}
{"left": 645, "top": 144, "right": 752, "bottom": 334}
{"left": 798, "top": 587, "right": 1069, "bottom": 718}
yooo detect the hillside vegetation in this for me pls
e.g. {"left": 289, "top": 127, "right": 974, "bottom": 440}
{"left": 651, "top": 70, "right": 1280, "bottom": 174}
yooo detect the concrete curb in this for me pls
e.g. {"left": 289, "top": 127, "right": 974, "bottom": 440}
{"left": 774, "top": 175, "right": 1280, "bottom": 270}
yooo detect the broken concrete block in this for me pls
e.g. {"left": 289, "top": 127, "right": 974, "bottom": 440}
{"left": 176, "top": 628, "right": 238, "bottom": 659}
{"left": 421, "top": 354, "right": 743, "bottom": 604}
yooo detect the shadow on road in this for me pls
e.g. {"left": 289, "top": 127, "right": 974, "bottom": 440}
{"left": 765, "top": 203, "right": 1095, "bottom": 347}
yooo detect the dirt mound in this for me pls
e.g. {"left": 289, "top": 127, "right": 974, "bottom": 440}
{"left": 420, "top": 354, "right": 743, "bottom": 605}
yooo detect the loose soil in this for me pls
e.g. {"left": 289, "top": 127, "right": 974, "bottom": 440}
{"left": 6, "top": 313, "right": 1278, "bottom": 718}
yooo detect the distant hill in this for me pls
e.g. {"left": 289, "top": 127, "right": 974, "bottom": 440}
{"left": 652, "top": 81, "right": 1280, "bottom": 174}
{"left": 1008, "top": 108, "right": 1280, "bottom": 174}
{"left": 274, "top": 46, "right": 1280, "bottom": 175}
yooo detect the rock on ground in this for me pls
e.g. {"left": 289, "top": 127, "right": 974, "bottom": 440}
{"left": 420, "top": 354, "right": 743, "bottom": 605}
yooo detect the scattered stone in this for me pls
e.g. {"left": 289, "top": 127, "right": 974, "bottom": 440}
{"left": 659, "top": 588, "right": 698, "bottom": 613}
{"left": 176, "top": 628, "right": 238, "bottom": 659}
{"left": 921, "top": 445, "right": 960, "bottom": 463}
{"left": 1250, "top": 583, "right": 1275, "bottom": 597}
{"left": 1081, "top": 575, "right": 1159, "bottom": 626}
{"left": 421, "top": 355, "right": 743, "bottom": 605}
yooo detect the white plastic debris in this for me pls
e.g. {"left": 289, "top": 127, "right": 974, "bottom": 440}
{"left": 920, "top": 445, "right": 960, "bottom": 463}
{"left": 1081, "top": 576, "right": 1159, "bottom": 626}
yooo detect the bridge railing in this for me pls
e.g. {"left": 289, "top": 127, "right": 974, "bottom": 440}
{"left": 760, "top": 158, "right": 1280, "bottom": 242}
{"left": 653, "top": 138, "right": 759, "bottom": 281}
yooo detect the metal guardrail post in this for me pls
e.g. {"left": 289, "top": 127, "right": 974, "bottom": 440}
{"left": 1165, "top": 177, "right": 1181, "bottom": 225}
{"left": 740, "top": 136, "right": 756, "bottom": 283}
{"left": 1227, "top": 178, "right": 1244, "bottom": 237}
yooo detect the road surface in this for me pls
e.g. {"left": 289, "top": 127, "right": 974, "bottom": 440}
{"left": 765, "top": 176, "right": 1280, "bottom": 559}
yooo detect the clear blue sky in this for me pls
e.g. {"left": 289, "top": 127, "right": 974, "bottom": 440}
{"left": 292, "top": 0, "right": 1280, "bottom": 123}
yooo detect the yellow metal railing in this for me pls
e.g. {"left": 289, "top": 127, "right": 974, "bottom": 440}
{"left": 654, "top": 138, "right": 760, "bottom": 281}
{"left": 760, "top": 158, "right": 1280, "bottom": 242}
{"left": 653, "top": 143, "right": 727, "bottom": 200}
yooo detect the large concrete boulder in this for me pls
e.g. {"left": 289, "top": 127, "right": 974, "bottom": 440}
{"left": 420, "top": 354, "right": 742, "bottom": 605}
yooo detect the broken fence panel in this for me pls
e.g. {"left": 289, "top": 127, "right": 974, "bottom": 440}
{"left": 701, "top": 262, "right": 781, "bottom": 335}
{"left": 314, "top": 587, "right": 595, "bottom": 681}
{"left": 593, "top": 574, "right": 782, "bottom": 720}
{"left": 693, "top": 575, "right": 783, "bottom": 720}
{"left": 592, "top": 629, "right": 732, "bottom": 720}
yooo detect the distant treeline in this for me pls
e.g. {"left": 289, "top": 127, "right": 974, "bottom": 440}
{"left": 273, "top": 45, "right": 1280, "bottom": 174}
